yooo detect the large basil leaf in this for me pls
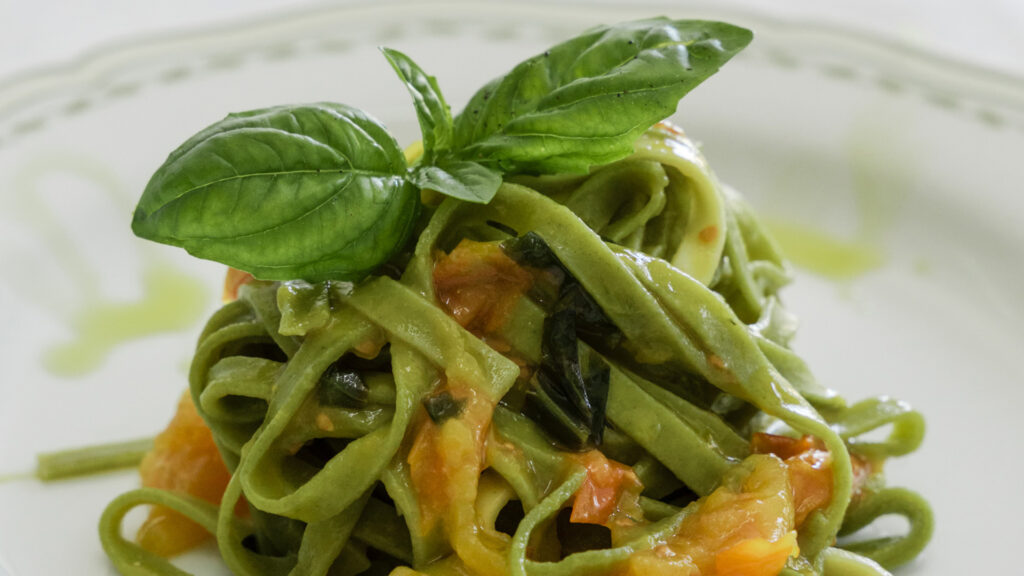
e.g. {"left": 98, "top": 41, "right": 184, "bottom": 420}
{"left": 452, "top": 18, "right": 752, "bottom": 174}
{"left": 131, "top": 103, "right": 419, "bottom": 282}
{"left": 380, "top": 47, "right": 453, "bottom": 161}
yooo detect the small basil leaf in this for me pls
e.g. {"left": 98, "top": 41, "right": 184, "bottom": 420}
{"left": 423, "top": 391, "right": 466, "bottom": 424}
{"left": 558, "top": 282, "right": 621, "bottom": 348}
{"left": 543, "top": 306, "right": 591, "bottom": 427}
{"left": 580, "top": 348, "right": 610, "bottom": 445}
{"left": 452, "top": 18, "right": 752, "bottom": 174}
{"left": 380, "top": 46, "right": 453, "bottom": 161}
{"left": 131, "top": 103, "right": 419, "bottom": 282}
{"left": 408, "top": 159, "right": 502, "bottom": 204}
{"left": 502, "top": 231, "right": 559, "bottom": 269}
{"left": 318, "top": 364, "right": 370, "bottom": 409}
{"left": 523, "top": 368, "right": 591, "bottom": 451}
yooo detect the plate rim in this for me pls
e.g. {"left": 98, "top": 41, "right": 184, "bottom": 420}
{"left": 1, "top": 0, "right": 1023, "bottom": 125}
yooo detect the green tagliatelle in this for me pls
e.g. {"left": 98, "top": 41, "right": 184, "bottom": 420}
{"left": 99, "top": 123, "right": 931, "bottom": 576}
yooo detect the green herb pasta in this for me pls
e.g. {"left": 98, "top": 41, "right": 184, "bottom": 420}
{"left": 99, "top": 17, "right": 931, "bottom": 576}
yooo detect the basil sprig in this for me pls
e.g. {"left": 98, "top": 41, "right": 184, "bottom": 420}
{"left": 382, "top": 47, "right": 503, "bottom": 204}
{"left": 452, "top": 19, "right": 752, "bottom": 174}
{"left": 131, "top": 18, "right": 751, "bottom": 282}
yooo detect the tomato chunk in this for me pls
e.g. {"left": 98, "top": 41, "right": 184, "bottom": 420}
{"left": 623, "top": 455, "right": 798, "bottom": 576}
{"left": 137, "top": 393, "right": 238, "bottom": 556}
{"left": 222, "top": 267, "right": 254, "bottom": 302}
{"left": 751, "top": 433, "right": 833, "bottom": 528}
{"left": 715, "top": 532, "right": 799, "bottom": 576}
{"left": 433, "top": 239, "right": 534, "bottom": 340}
{"left": 571, "top": 450, "right": 643, "bottom": 527}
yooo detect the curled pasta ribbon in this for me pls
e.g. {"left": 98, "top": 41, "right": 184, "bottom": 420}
{"left": 826, "top": 397, "right": 926, "bottom": 459}
{"left": 184, "top": 276, "right": 519, "bottom": 574}
{"left": 510, "top": 123, "right": 727, "bottom": 286}
{"left": 838, "top": 487, "right": 934, "bottom": 570}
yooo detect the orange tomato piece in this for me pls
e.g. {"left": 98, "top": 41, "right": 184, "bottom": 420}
{"left": 433, "top": 239, "right": 534, "bottom": 339}
{"left": 751, "top": 433, "right": 833, "bottom": 528}
{"left": 407, "top": 385, "right": 492, "bottom": 532}
{"left": 406, "top": 384, "right": 509, "bottom": 575}
{"left": 137, "top": 392, "right": 238, "bottom": 557}
{"left": 749, "top": 433, "right": 819, "bottom": 460}
{"left": 715, "top": 532, "right": 799, "bottom": 576}
{"left": 571, "top": 450, "right": 643, "bottom": 527}
{"left": 849, "top": 452, "right": 878, "bottom": 504}
{"left": 222, "top": 267, "right": 254, "bottom": 302}
{"left": 407, "top": 412, "right": 447, "bottom": 530}
{"left": 623, "top": 455, "right": 798, "bottom": 576}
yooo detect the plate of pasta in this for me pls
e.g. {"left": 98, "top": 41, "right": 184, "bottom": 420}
{"left": 1, "top": 2, "right": 1022, "bottom": 576}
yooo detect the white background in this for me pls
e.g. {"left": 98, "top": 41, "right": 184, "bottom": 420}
{"left": 1, "top": 0, "right": 1023, "bottom": 82}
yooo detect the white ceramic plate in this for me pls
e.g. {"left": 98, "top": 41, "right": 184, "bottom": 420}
{"left": 1, "top": 2, "right": 1022, "bottom": 574}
